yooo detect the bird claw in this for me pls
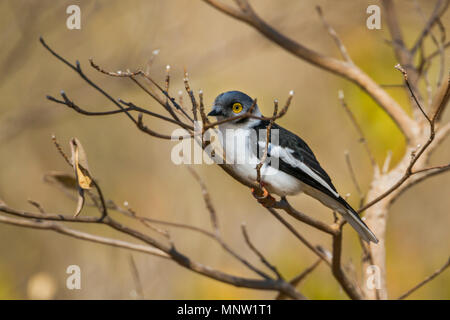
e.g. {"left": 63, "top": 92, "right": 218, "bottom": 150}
{"left": 251, "top": 185, "right": 276, "bottom": 208}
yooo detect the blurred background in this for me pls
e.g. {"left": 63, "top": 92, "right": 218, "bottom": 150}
{"left": 0, "top": 0, "right": 449, "bottom": 299}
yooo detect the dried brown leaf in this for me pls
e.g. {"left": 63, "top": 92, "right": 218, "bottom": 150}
{"left": 70, "top": 138, "right": 93, "bottom": 190}
{"left": 69, "top": 138, "right": 94, "bottom": 217}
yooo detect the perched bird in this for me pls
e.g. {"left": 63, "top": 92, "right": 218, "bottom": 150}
{"left": 208, "top": 90, "right": 378, "bottom": 243}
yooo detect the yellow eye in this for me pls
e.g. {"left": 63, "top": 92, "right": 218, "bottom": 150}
{"left": 232, "top": 102, "right": 243, "bottom": 114}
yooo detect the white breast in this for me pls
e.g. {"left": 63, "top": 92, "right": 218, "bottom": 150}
{"left": 218, "top": 124, "right": 303, "bottom": 197}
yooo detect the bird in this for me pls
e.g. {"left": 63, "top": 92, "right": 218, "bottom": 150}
{"left": 207, "top": 90, "right": 378, "bottom": 243}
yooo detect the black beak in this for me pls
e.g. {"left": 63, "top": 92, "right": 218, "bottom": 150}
{"left": 207, "top": 108, "right": 223, "bottom": 117}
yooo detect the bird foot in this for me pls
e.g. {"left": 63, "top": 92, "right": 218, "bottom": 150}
{"left": 251, "top": 185, "right": 276, "bottom": 208}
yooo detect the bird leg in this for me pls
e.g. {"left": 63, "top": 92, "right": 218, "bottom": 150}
{"left": 251, "top": 183, "right": 276, "bottom": 208}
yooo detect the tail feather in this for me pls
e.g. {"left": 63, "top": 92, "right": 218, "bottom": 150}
{"left": 337, "top": 202, "right": 378, "bottom": 244}
{"left": 301, "top": 186, "right": 378, "bottom": 243}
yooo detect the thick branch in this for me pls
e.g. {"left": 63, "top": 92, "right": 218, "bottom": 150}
{"left": 0, "top": 202, "right": 305, "bottom": 299}
{"left": 359, "top": 71, "right": 449, "bottom": 213}
{"left": 332, "top": 224, "right": 363, "bottom": 300}
{"left": 203, "top": 0, "right": 417, "bottom": 140}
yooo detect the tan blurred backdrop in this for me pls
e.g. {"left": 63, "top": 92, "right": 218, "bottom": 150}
{"left": 0, "top": 0, "right": 449, "bottom": 299}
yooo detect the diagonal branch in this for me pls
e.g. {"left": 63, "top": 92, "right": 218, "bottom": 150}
{"left": 241, "top": 223, "right": 283, "bottom": 279}
{"left": 202, "top": 0, "right": 417, "bottom": 140}
{"left": 315, "top": 6, "right": 353, "bottom": 64}
{"left": 275, "top": 259, "right": 322, "bottom": 300}
{"left": 338, "top": 90, "right": 377, "bottom": 169}
{"left": 265, "top": 207, "right": 330, "bottom": 265}
{"left": 398, "top": 257, "right": 450, "bottom": 300}
{"left": 0, "top": 213, "right": 170, "bottom": 258}
{"left": 359, "top": 71, "right": 449, "bottom": 213}
{"left": 411, "top": 0, "right": 449, "bottom": 54}
{"left": 273, "top": 197, "right": 336, "bottom": 235}
{"left": 0, "top": 197, "right": 306, "bottom": 299}
{"left": 382, "top": 0, "right": 416, "bottom": 80}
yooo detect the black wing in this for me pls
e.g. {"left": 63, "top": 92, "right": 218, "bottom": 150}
{"left": 253, "top": 121, "right": 378, "bottom": 243}
{"left": 254, "top": 121, "right": 339, "bottom": 200}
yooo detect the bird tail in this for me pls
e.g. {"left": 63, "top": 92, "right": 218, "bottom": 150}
{"left": 336, "top": 201, "right": 378, "bottom": 244}
{"left": 302, "top": 186, "right": 378, "bottom": 243}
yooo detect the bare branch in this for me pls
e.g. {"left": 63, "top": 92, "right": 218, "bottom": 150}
{"left": 265, "top": 207, "right": 330, "bottom": 265}
{"left": 204, "top": 93, "right": 292, "bottom": 131}
{"left": 273, "top": 197, "right": 336, "bottom": 235}
{"left": 241, "top": 223, "right": 283, "bottom": 279}
{"left": 344, "top": 151, "right": 364, "bottom": 206}
{"left": 315, "top": 6, "right": 353, "bottom": 64}
{"left": 107, "top": 199, "right": 216, "bottom": 240}
{"left": 256, "top": 99, "right": 278, "bottom": 186}
{"left": 51, "top": 134, "right": 72, "bottom": 166}
{"left": 331, "top": 222, "right": 363, "bottom": 300}
{"left": 185, "top": 166, "right": 278, "bottom": 282}
{"left": 0, "top": 213, "right": 170, "bottom": 258}
{"left": 184, "top": 71, "right": 199, "bottom": 123}
{"left": 395, "top": 64, "right": 430, "bottom": 123}
{"left": 89, "top": 57, "right": 192, "bottom": 123}
{"left": 338, "top": 90, "right": 377, "bottom": 168}
{"left": 198, "top": 89, "right": 210, "bottom": 125}
{"left": 382, "top": 0, "right": 418, "bottom": 88}
{"left": 359, "top": 71, "right": 449, "bottom": 213}
{"left": 203, "top": 0, "right": 418, "bottom": 140}
{"left": 411, "top": 0, "right": 449, "bottom": 54}
{"left": 275, "top": 259, "right": 322, "bottom": 300}
{"left": 203, "top": 0, "right": 250, "bottom": 21}
{"left": 390, "top": 162, "right": 450, "bottom": 203}
{"left": 422, "top": 41, "right": 450, "bottom": 64}
{"left": 414, "top": 0, "right": 447, "bottom": 88}
{"left": 27, "top": 200, "right": 46, "bottom": 214}
{"left": 129, "top": 254, "right": 145, "bottom": 299}
{"left": 398, "top": 257, "right": 450, "bottom": 300}
{"left": 431, "top": 72, "right": 450, "bottom": 122}
{"left": 186, "top": 166, "right": 219, "bottom": 235}
{"left": 382, "top": 150, "right": 393, "bottom": 174}
{"left": 0, "top": 201, "right": 306, "bottom": 299}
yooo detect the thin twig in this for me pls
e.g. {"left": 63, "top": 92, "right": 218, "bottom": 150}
{"left": 256, "top": 99, "right": 278, "bottom": 185}
{"left": 0, "top": 212, "right": 169, "bottom": 258}
{"left": 344, "top": 151, "right": 364, "bottom": 205}
{"left": 398, "top": 257, "right": 450, "bottom": 299}
{"left": 338, "top": 90, "right": 377, "bottom": 168}
{"left": 316, "top": 6, "right": 353, "bottom": 64}
{"left": 52, "top": 134, "right": 72, "bottom": 166}
{"left": 275, "top": 259, "right": 322, "bottom": 300}
{"left": 395, "top": 64, "right": 431, "bottom": 123}
{"left": 184, "top": 71, "right": 198, "bottom": 123}
{"left": 359, "top": 71, "right": 449, "bottom": 213}
{"left": 198, "top": 89, "right": 210, "bottom": 125}
{"left": 129, "top": 254, "right": 145, "bottom": 299}
{"left": 265, "top": 207, "right": 330, "bottom": 265}
{"left": 204, "top": 96, "right": 290, "bottom": 130}
{"left": 27, "top": 200, "right": 46, "bottom": 214}
{"left": 241, "top": 223, "right": 283, "bottom": 279}
{"left": 411, "top": 0, "right": 448, "bottom": 54}
{"left": 186, "top": 166, "right": 219, "bottom": 235}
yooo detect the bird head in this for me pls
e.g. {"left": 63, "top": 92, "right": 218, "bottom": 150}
{"left": 208, "top": 91, "right": 261, "bottom": 124}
